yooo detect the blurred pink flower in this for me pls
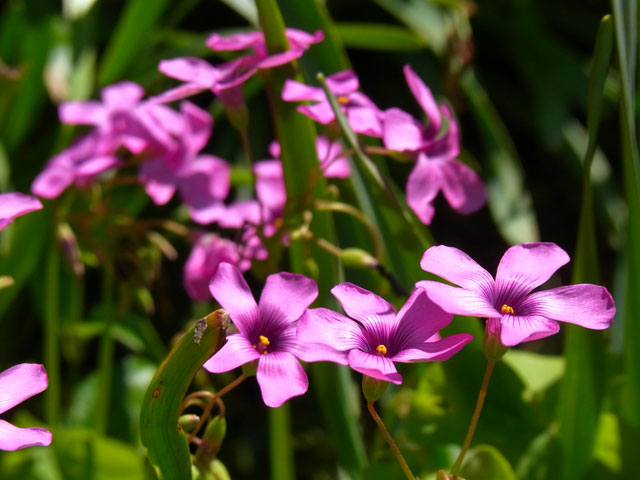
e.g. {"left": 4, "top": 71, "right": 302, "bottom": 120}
{"left": 282, "top": 70, "right": 383, "bottom": 137}
{"left": 0, "top": 363, "right": 52, "bottom": 451}
{"left": 417, "top": 243, "right": 616, "bottom": 346}
{"left": 0, "top": 193, "right": 42, "bottom": 230}
{"left": 269, "top": 136, "right": 350, "bottom": 179}
{"left": 298, "top": 283, "right": 472, "bottom": 384}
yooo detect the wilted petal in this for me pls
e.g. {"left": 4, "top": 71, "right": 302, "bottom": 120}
{"left": 331, "top": 282, "right": 396, "bottom": 327}
{"left": 496, "top": 243, "right": 570, "bottom": 293}
{"left": 259, "top": 272, "right": 318, "bottom": 330}
{"left": 420, "top": 245, "right": 495, "bottom": 291}
{"left": 391, "top": 333, "right": 473, "bottom": 362}
{"left": 526, "top": 284, "right": 615, "bottom": 330}
{"left": 347, "top": 349, "right": 402, "bottom": 384}
{"left": 209, "top": 263, "right": 259, "bottom": 337}
{"left": 257, "top": 351, "right": 308, "bottom": 407}
{"left": 499, "top": 315, "right": 560, "bottom": 346}
{"left": 0, "top": 364, "right": 48, "bottom": 415}
{"left": 0, "top": 421, "right": 51, "bottom": 451}
{"left": 440, "top": 159, "right": 487, "bottom": 214}
{"left": 416, "top": 280, "right": 497, "bottom": 318}
{"left": 203, "top": 334, "right": 260, "bottom": 373}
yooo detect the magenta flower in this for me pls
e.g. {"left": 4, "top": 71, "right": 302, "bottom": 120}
{"left": 0, "top": 193, "right": 43, "bottom": 230}
{"left": 0, "top": 363, "right": 52, "bottom": 451}
{"left": 298, "top": 283, "right": 473, "bottom": 384}
{"left": 281, "top": 70, "right": 383, "bottom": 137}
{"left": 269, "top": 136, "right": 350, "bottom": 179}
{"left": 203, "top": 263, "right": 342, "bottom": 407}
{"left": 382, "top": 65, "right": 486, "bottom": 224}
{"left": 416, "top": 243, "right": 616, "bottom": 346}
{"left": 183, "top": 233, "right": 249, "bottom": 301}
{"left": 153, "top": 29, "right": 324, "bottom": 104}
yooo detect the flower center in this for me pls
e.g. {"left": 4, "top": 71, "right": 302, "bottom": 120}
{"left": 253, "top": 335, "right": 270, "bottom": 354}
{"left": 337, "top": 95, "right": 350, "bottom": 105}
{"left": 500, "top": 304, "right": 515, "bottom": 315}
{"left": 376, "top": 344, "right": 387, "bottom": 356}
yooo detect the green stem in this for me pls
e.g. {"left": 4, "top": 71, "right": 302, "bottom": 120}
{"left": 44, "top": 239, "right": 61, "bottom": 426}
{"left": 367, "top": 401, "right": 417, "bottom": 480}
{"left": 269, "top": 404, "right": 294, "bottom": 480}
{"left": 95, "top": 262, "right": 115, "bottom": 434}
{"left": 450, "top": 360, "right": 496, "bottom": 475}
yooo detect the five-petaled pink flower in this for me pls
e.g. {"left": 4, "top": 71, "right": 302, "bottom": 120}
{"left": 203, "top": 263, "right": 342, "bottom": 407}
{"left": 298, "top": 283, "right": 473, "bottom": 384}
{"left": 417, "top": 243, "right": 615, "bottom": 347}
{"left": 0, "top": 193, "right": 43, "bottom": 230}
{"left": 0, "top": 363, "right": 52, "bottom": 451}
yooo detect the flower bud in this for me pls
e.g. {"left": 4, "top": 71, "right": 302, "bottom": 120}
{"left": 362, "top": 374, "right": 388, "bottom": 403}
{"left": 194, "top": 415, "right": 227, "bottom": 469}
{"left": 178, "top": 414, "right": 200, "bottom": 433}
{"left": 482, "top": 318, "right": 508, "bottom": 362}
{"left": 341, "top": 248, "right": 379, "bottom": 269}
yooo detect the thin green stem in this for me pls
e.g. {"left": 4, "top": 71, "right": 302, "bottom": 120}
{"left": 44, "top": 239, "right": 61, "bottom": 426}
{"left": 450, "top": 360, "right": 496, "bottom": 475}
{"left": 95, "top": 263, "right": 115, "bottom": 435}
{"left": 367, "top": 401, "right": 417, "bottom": 480}
{"left": 269, "top": 403, "right": 295, "bottom": 480}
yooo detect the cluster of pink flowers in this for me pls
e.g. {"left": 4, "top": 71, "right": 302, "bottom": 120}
{"left": 205, "top": 240, "right": 615, "bottom": 407}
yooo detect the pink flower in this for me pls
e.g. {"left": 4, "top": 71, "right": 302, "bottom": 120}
{"left": 138, "top": 101, "right": 230, "bottom": 224}
{"left": 298, "top": 283, "right": 472, "bottom": 384}
{"left": 281, "top": 70, "right": 383, "bottom": 137}
{"left": 269, "top": 136, "right": 350, "bottom": 179}
{"left": 203, "top": 263, "right": 341, "bottom": 407}
{"left": 183, "top": 233, "right": 249, "bottom": 301}
{"left": 417, "top": 243, "right": 616, "bottom": 346}
{"left": 153, "top": 29, "right": 324, "bottom": 104}
{"left": 0, "top": 193, "right": 42, "bottom": 230}
{"left": 0, "top": 363, "right": 52, "bottom": 451}
{"left": 383, "top": 65, "right": 486, "bottom": 224}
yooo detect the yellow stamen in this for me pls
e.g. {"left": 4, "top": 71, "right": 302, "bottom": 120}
{"left": 259, "top": 335, "right": 270, "bottom": 346}
{"left": 500, "top": 304, "right": 514, "bottom": 315}
{"left": 337, "top": 95, "right": 349, "bottom": 105}
{"left": 376, "top": 344, "right": 388, "bottom": 356}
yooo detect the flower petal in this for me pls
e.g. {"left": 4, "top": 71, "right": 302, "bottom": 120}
{"left": 420, "top": 245, "right": 495, "bottom": 291}
{"left": 416, "top": 280, "right": 498, "bottom": 318}
{"left": 0, "top": 420, "right": 52, "bottom": 451}
{"left": 257, "top": 351, "right": 308, "bottom": 407}
{"left": 382, "top": 108, "right": 423, "bottom": 151}
{"left": 394, "top": 289, "right": 454, "bottom": 350}
{"left": 202, "top": 334, "right": 260, "bottom": 373}
{"left": 0, "top": 364, "right": 48, "bottom": 415}
{"left": 278, "top": 324, "right": 348, "bottom": 365}
{"left": 297, "top": 308, "right": 367, "bottom": 352}
{"left": 331, "top": 283, "right": 396, "bottom": 327}
{"left": 406, "top": 154, "right": 441, "bottom": 224}
{"left": 347, "top": 349, "right": 402, "bottom": 384}
{"left": 440, "top": 159, "right": 487, "bottom": 214}
{"left": 158, "top": 57, "right": 218, "bottom": 86}
{"left": 209, "top": 262, "right": 259, "bottom": 337}
{"left": 281, "top": 79, "right": 325, "bottom": 102}
{"left": 58, "top": 101, "right": 104, "bottom": 125}
{"left": 0, "top": 193, "right": 42, "bottom": 227}
{"left": 495, "top": 243, "right": 570, "bottom": 293}
{"left": 526, "top": 284, "right": 615, "bottom": 330}
{"left": 391, "top": 333, "right": 473, "bottom": 362}
{"left": 403, "top": 65, "right": 441, "bottom": 133}
{"left": 259, "top": 272, "right": 318, "bottom": 331}
{"left": 498, "top": 315, "right": 560, "bottom": 346}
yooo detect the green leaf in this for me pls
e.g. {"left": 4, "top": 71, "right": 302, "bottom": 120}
{"left": 502, "top": 350, "right": 564, "bottom": 402}
{"left": 336, "top": 22, "right": 424, "bottom": 51}
{"left": 459, "top": 444, "right": 518, "bottom": 480}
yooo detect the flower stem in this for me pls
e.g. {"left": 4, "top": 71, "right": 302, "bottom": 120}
{"left": 367, "top": 401, "right": 417, "bottom": 480}
{"left": 450, "top": 360, "right": 496, "bottom": 475}
{"left": 44, "top": 238, "right": 61, "bottom": 426}
{"left": 96, "top": 262, "right": 115, "bottom": 435}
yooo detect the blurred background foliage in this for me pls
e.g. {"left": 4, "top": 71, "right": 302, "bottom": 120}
{"left": 0, "top": 0, "right": 637, "bottom": 479}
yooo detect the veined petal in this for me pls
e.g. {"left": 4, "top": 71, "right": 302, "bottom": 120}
{"left": 495, "top": 243, "right": 569, "bottom": 293}
{"left": 279, "top": 325, "right": 348, "bottom": 365}
{"left": 331, "top": 283, "right": 396, "bottom": 327}
{"left": 209, "top": 263, "right": 259, "bottom": 337}
{"left": 297, "top": 308, "right": 367, "bottom": 352}
{"left": 347, "top": 349, "right": 402, "bottom": 384}
{"left": 259, "top": 272, "right": 318, "bottom": 331}
{"left": 0, "top": 364, "right": 48, "bottom": 415}
{"left": 391, "top": 333, "right": 473, "bottom": 362}
{"left": 0, "top": 420, "right": 52, "bottom": 451}
{"left": 526, "top": 284, "right": 615, "bottom": 330}
{"left": 416, "top": 280, "right": 497, "bottom": 318}
{"left": 420, "top": 245, "right": 495, "bottom": 291}
{"left": 394, "top": 289, "right": 453, "bottom": 350}
{"left": 202, "top": 334, "right": 260, "bottom": 373}
{"left": 499, "top": 315, "right": 560, "bottom": 347}
{"left": 257, "top": 351, "right": 308, "bottom": 407}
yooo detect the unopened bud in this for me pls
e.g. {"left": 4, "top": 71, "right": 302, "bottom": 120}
{"left": 178, "top": 414, "right": 200, "bottom": 433}
{"left": 194, "top": 415, "right": 227, "bottom": 468}
{"left": 362, "top": 375, "right": 388, "bottom": 403}
{"left": 341, "top": 248, "right": 379, "bottom": 269}
{"left": 482, "top": 319, "right": 508, "bottom": 362}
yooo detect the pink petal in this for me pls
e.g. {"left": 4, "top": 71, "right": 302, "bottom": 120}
{"left": 394, "top": 289, "right": 454, "bottom": 347}
{"left": 203, "top": 334, "right": 260, "bottom": 373}
{"left": 298, "top": 308, "right": 367, "bottom": 352}
{"left": 526, "top": 284, "right": 615, "bottom": 330}
{"left": 206, "top": 31, "right": 264, "bottom": 51}
{"left": 158, "top": 57, "right": 218, "bottom": 86}
{"left": 499, "top": 315, "right": 560, "bottom": 346}
{"left": 383, "top": 108, "right": 424, "bottom": 151}
{"left": 391, "top": 332, "right": 473, "bottom": 362}
{"left": 149, "top": 84, "right": 209, "bottom": 104}
{"left": 31, "top": 163, "right": 74, "bottom": 199}
{"left": 297, "top": 102, "right": 335, "bottom": 124}
{"left": 331, "top": 282, "right": 396, "bottom": 326}
{"left": 256, "top": 351, "right": 308, "bottom": 407}
{"left": 259, "top": 272, "right": 318, "bottom": 329}
{"left": 347, "top": 349, "right": 402, "bottom": 384}
{"left": 440, "top": 159, "right": 487, "bottom": 214}
{"left": 416, "top": 280, "right": 498, "bottom": 318}
{"left": 58, "top": 101, "right": 104, "bottom": 125}
{"left": 0, "top": 364, "right": 48, "bottom": 414}
{"left": 347, "top": 105, "right": 383, "bottom": 137}
{"left": 0, "top": 193, "right": 42, "bottom": 228}
{"left": 281, "top": 79, "right": 325, "bottom": 102}
{"left": 74, "top": 156, "right": 120, "bottom": 177}
{"left": 277, "top": 325, "right": 348, "bottom": 365}
{"left": 325, "top": 70, "right": 359, "bottom": 95}
{"left": 406, "top": 154, "right": 441, "bottom": 224}
{"left": 101, "top": 81, "right": 145, "bottom": 108}
{"left": 420, "top": 245, "right": 495, "bottom": 291}
{"left": 180, "top": 102, "right": 213, "bottom": 154}
{"left": 403, "top": 65, "right": 441, "bottom": 133}
{"left": 495, "top": 243, "right": 570, "bottom": 293}
{"left": 209, "top": 263, "right": 259, "bottom": 337}
{"left": 0, "top": 420, "right": 51, "bottom": 451}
